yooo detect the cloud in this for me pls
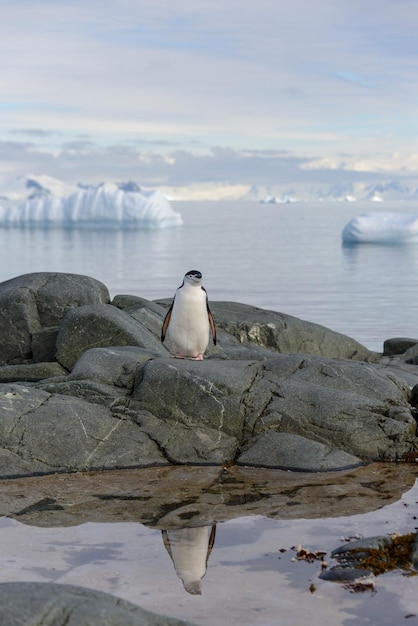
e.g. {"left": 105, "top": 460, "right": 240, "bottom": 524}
{"left": 0, "top": 0, "right": 418, "bottom": 193}
{"left": 12, "top": 128, "right": 62, "bottom": 137}
{"left": 1, "top": 139, "right": 412, "bottom": 195}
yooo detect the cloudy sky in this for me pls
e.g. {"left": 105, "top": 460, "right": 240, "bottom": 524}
{"left": 1, "top": 0, "right": 418, "bottom": 196}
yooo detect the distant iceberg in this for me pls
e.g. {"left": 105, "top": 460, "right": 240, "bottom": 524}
{"left": 0, "top": 183, "right": 183, "bottom": 229}
{"left": 342, "top": 212, "right": 418, "bottom": 243}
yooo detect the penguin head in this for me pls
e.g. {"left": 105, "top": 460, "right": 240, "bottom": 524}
{"left": 184, "top": 270, "right": 203, "bottom": 286}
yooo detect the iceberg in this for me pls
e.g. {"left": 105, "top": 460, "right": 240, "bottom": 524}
{"left": 0, "top": 183, "right": 183, "bottom": 229}
{"left": 342, "top": 212, "right": 418, "bottom": 243}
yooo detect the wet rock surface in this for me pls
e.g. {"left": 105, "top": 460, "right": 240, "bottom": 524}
{"left": 0, "top": 272, "right": 418, "bottom": 476}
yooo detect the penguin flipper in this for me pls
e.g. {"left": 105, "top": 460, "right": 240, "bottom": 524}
{"left": 203, "top": 287, "right": 217, "bottom": 345}
{"left": 206, "top": 525, "right": 216, "bottom": 563}
{"left": 208, "top": 308, "right": 217, "bottom": 345}
{"left": 162, "top": 530, "right": 174, "bottom": 562}
{"left": 161, "top": 303, "right": 173, "bottom": 342}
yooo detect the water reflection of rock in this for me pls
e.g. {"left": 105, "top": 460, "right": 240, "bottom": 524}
{"left": 162, "top": 526, "right": 216, "bottom": 595}
{"left": 1, "top": 463, "right": 417, "bottom": 529}
{"left": 319, "top": 531, "right": 418, "bottom": 592}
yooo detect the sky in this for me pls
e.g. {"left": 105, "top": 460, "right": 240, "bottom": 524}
{"left": 1, "top": 0, "right": 418, "bottom": 198}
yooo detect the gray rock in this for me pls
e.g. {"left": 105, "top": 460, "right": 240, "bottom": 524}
{"left": 249, "top": 354, "right": 417, "bottom": 460}
{"left": 132, "top": 358, "right": 261, "bottom": 438}
{"left": 383, "top": 337, "right": 418, "bottom": 356}
{"left": 56, "top": 304, "right": 168, "bottom": 370}
{"left": 1, "top": 347, "right": 418, "bottom": 475}
{"left": 0, "top": 273, "right": 109, "bottom": 365}
{"left": 319, "top": 568, "right": 373, "bottom": 582}
{"left": 0, "top": 383, "right": 167, "bottom": 476}
{"left": 0, "top": 361, "right": 67, "bottom": 383}
{"left": 31, "top": 326, "right": 59, "bottom": 362}
{"left": 129, "top": 353, "right": 418, "bottom": 465}
{"left": 134, "top": 409, "right": 239, "bottom": 464}
{"left": 112, "top": 295, "right": 168, "bottom": 339}
{"left": 331, "top": 535, "right": 392, "bottom": 556}
{"left": 38, "top": 379, "right": 129, "bottom": 406}
{"left": 237, "top": 431, "right": 363, "bottom": 471}
{"left": 210, "top": 301, "right": 379, "bottom": 361}
{"left": 37, "top": 347, "right": 156, "bottom": 406}
{"left": 67, "top": 346, "right": 155, "bottom": 389}
{"left": 113, "top": 294, "right": 167, "bottom": 317}
{"left": 403, "top": 343, "right": 418, "bottom": 365}
{"left": 0, "top": 272, "right": 417, "bottom": 476}
{"left": 0, "top": 582, "right": 196, "bottom": 626}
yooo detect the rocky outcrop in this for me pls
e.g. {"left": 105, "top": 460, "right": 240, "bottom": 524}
{"left": 0, "top": 272, "right": 418, "bottom": 477}
{"left": 56, "top": 303, "right": 168, "bottom": 369}
{"left": 203, "top": 300, "right": 375, "bottom": 361}
{"left": 0, "top": 582, "right": 196, "bottom": 626}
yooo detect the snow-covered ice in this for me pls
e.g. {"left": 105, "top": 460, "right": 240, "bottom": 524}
{"left": 342, "top": 211, "right": 418, "bottom": 243}
{"left": 0, "top": 183, "right": 183, "bottom": 229}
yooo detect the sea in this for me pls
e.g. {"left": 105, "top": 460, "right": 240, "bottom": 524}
{"left": 1, "top": 199, "right": 418, "bottom": 352}
{"left": 2, "top": 200, "right": 418, "bottom": 625}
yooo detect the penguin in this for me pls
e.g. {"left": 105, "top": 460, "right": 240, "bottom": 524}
{"left": 161, "top": 270, "right": 217, "bottom": 360}
{"left": 162, "top": 525, "right": 216, "bottom": 595}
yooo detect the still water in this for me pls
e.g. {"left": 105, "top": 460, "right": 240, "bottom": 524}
{"left": 0, "top": 464, "right": 418, "bottom": 625}
{"left": 0, "top": 201, "right": 418, "bottom": 351}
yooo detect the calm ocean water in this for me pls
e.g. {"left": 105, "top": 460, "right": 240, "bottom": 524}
{"left": 1, "top": 200, "right": 418, "bottom": 352}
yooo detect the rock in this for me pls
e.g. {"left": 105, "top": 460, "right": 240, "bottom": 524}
{"left": 0, "top": 361, "right": 67, "bottom": 383}
{"left": 0, "top": 272, "right": 417, "bottom": 476}
{"left": 113, "top": 294, "right": 167, "bottom": 317}
{"left": 0, "top": 582, "right": 196, "bottom": 626}
{"left": 322, "top": 532, "right": 418, "bottom": 582}
{"left": 403, "top": 343, "right": 418, "bottom": 365}
{"left": 319, "top": 568, "right": 372, "bottom": 582}
{"left": 0, "top": 273, "right": 109, "bottom": 365}
{"left": 67, "top": 346, "right": 155, "bottom": 389}
{"left": 132, "top": 358, "right": 260, "bottom": 438}
{"left": 331, "top": 535, "right": 392, "bottom": 556}
{"left": 208, "top": 301, "right": 379, "bottom": 361}
{"left": 112, "top": 295, "right": 168, "bottom": 339}
{"left": 134, "top": 409, "right": 239, "bottom": 465}
{"left": 248, "top": 354, "right": 417, "bottom": 461}
{"left": 383, "top": 337, "right": 418, "bottom": 356}
{"left": 1, "top": 346, "right": 418, "bottom": 475}
{"left": 31, "top": 326, "right": 59, "bottom": 362}
{"left": 0, "top": 383, "right": 167, "bottom": 476}
{"left": 237, "top": 432, "right": 363, "bottom": 471}
{"left": 56, "top": 304, "right": 168, "bottom": 369}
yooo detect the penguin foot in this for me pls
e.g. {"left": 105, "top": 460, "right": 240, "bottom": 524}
{"left": 190, "top": 354, "right": 204, "bottom": 361}
{"left": 173, "top": 353, "right": 186, "bottom": 359}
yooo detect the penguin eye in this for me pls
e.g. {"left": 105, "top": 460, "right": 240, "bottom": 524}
{"left": 186, "top": 271, "right": 201, "bottom": 279}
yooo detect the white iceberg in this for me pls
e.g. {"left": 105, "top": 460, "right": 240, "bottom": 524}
{"left": 0, "top": 173, "right": 77, "bottom": 203}
{"left": 342, "top": 212, "right": 418, "bottom": 243}
{"left": 0, "top": 183, "right": 183, "bottom": 229}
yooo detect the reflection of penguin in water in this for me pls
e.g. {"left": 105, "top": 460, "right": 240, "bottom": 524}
{"left": 162, "top": 525, "right": 216, "bottom": 595}
{"left": 161, "top": 270, "right": 216, "bottom": 360}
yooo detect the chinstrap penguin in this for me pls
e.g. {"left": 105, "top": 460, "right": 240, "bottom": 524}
{"left": 162, "top": 525, "right": 216, "bottom": 595}
{"left": 161, "top": 270, "right": 217, "bottom": 360}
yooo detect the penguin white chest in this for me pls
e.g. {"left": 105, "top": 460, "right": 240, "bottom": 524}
{"left": 167, "top": 287, "right": 209, "bottom": 357}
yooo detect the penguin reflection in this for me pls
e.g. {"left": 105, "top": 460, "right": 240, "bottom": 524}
{"left": 162, "top": 525, "right": 216, "bottom": 595}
